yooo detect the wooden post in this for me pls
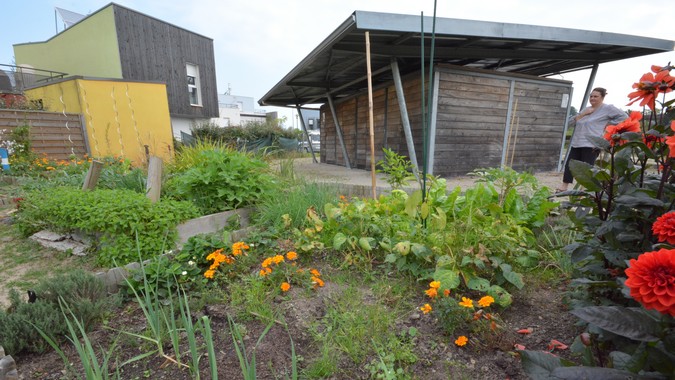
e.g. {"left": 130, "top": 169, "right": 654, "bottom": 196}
{"left": 81, "top": 160, "right": 103, "bottom": 190}
{"left": 365, "top": 31, "right": 377, "bottom": 200}
{"left": 510, "top": 117, "right": 520, "bottom": 168}
{"left": 505, "top": 99, "right": 518, "bottom": 167}
{"left": 146, "top": 156, "right": 163, "bottom": 203}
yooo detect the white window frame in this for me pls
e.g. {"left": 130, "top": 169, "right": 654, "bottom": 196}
{"left": 186, "top": 63, "right": 202, "bottom": 106}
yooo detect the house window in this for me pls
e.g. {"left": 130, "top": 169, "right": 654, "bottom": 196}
{"left": 186, "top": 63, "right": 202, "bottom": 106}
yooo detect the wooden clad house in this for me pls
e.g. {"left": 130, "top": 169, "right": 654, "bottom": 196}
{"left": 260, "top": 11, "right": 674, "bottom": 177}
{"left": 13, "top": 3, "right": 218, "bottom": 139}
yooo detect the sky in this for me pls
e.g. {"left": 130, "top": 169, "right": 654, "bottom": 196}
{"left": 1, "top": 0, "right": 673, "bottom": 128}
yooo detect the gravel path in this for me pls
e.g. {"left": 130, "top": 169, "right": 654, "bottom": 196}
{"left": 288, "top": 157, "right": 564, "bottom": 192}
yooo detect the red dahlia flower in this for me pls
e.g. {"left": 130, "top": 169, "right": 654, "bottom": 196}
{"left": 625, "top": 249, "right": 675, "bottom": 316}
{"left": 627, "top": 68, "right": 675, "bottom": 110}
{"left": 603, "top": 111, "right": 642, "bottom": 146}
{"left": 652, "top": 212, "right": 675, "bottom": 244}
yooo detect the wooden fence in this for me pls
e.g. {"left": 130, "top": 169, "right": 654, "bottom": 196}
{"left": 0, "top": 109, "right": 88, "bottom": 160}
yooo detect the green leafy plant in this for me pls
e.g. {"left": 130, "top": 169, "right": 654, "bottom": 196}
{"left": 165, "top": 148, "right": 276, "bottom": 214}
{"left": 297, "top": 171, "right": 550, "bottom": 302}
{"left": 376, "top": 148, "right": 415, "bottom": 190}
{"left": 14, "top": 186, "right": 199, "bottom": 265}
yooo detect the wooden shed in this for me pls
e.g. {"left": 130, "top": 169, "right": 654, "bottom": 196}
{"left": 260, "top": 11, "right": 674, "bottom": 177}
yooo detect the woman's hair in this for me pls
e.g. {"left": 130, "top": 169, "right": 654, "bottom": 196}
{"left": 592, "top": 87, "right": 608, "bottom": 97}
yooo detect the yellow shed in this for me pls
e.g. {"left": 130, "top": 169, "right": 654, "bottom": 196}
{"left": 24, "top": 77, "right": 174, "bottom": 166}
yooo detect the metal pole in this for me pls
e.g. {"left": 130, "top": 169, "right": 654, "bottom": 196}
{"left": 365, "top": 31, "right": 377, "bottom": 199}
{"left": 427, "top": 74, "right": 440, "bottom": 174}
{"left": 390, "top": 58, "right": 420, "bottom": 181}
{"left": 296, "top": 105, "right": 317, "bottom": 163}
{"left": 327, "top": 94, "right": 351, "bottom": 169}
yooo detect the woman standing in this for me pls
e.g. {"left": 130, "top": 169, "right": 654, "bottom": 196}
{"left": 558, "top": 87, "right": 627, "bottom": 192}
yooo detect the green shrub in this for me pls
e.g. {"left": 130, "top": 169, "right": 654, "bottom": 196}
{"left": 165, "top": 148, "right": 276, "bottom": 215}
{"left": 32, "top": 269, "right": 118, "bottom": 330}
{"left": 0, "top": 291, "right": 64, "bottom": 354}
{"left": 14, "top": 187, "right": 199, "bottom": 266}
{"left": 0, "top": 270, "right": 117, "bottom": 355}
{"left": 191, "top": 119, "right": 300, "bottom": 144}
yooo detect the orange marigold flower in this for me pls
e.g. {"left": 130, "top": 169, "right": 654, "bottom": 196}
{"left": 425, "top": 287, "right": 438, "bottom": 299}
{"left": 262, "top": 257, "right": 273, "bottom": 268}
{"left": 231, "top": 241, "right": 249, "bottom": 256}
{"left": 310, "top": 269, "right": 321, "bottom": 277}
{"left": 459, "top": 297, "right": 474, "bottom": 308}
{"left": 443, "top": 289, "right": 451, "bottom": 297}
{"left": 286, "top": 251, "right": 298, "bottom": 260}
{"left": 206, "top": 248, "right": 224, "bottom": 261}
{"left": 420, "top": 303, "right": 432, "bottom": 314}
{"left": 653, "top": 212, "right": 675, "bottom": 245}
{"left": 281, "top": 282, "right": 291, "bottom": 292}
{"left": 454, "top": 336, "right": 468, "bottom": 347}
{"left": 259, "top": 269, "right": 267, "bottom": 276}
{"left": 311, "top": 276, "right": 325, "bottom": 288}
{"left": 204, "top": 269, "right": 216, "bottom": 279}
{"left": 625, "top": 248, "right": 675, "bottom": 316}
{"left": 478, "top": 295, "right": 495, "bottom": 308}
{"left": 429, "top": 281, "right": 441, "bottom": 289}
{"left": 46, "top": 166, "right": 55, "bottom": 170}
{"left": 603, "top": 111, "right": 642, "bottom": 146}
{"left": 272, "top": 255, "right": 285, "bottom": 264}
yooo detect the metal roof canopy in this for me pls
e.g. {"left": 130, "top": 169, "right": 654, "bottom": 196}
{"left": 259, "top": 10, "right": 674, "bottom": 108}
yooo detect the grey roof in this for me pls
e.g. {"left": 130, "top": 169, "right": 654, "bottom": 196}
{"left": 259, "top": 10, "right": 674, "bottom": 108}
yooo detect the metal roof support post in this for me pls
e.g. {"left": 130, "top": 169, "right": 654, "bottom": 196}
{"left": 326, "top": 94, "right": 351, "bottom": 169}
{"left": 426, "top": 73, "right": 440, "bottom": 175}
{"left": 501, "top": 80, "right": 517, "bottom": 167}
{"left": 558, "top": 63, "right": 599, "bottom": 172}
{"left": 557, "top": 87, "right": 574, "bottom": 172}
{"left": 296, "top": 105, "right": 317, "bottom": 163}
{"left": 390, "top": 58, "right": 421, "bottom": 180}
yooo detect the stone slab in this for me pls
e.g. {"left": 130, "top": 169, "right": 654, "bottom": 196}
{"left": 176, "top": 208, "right": 250, "bottom": 246}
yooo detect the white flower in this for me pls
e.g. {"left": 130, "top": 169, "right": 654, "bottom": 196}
{"left": 188, "top": 260, "right": 195, "bottom": 266}
{"left": 181, "top": 271, "right": 188, "bottom": 276}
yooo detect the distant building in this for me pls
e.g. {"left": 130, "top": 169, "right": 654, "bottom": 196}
{"left": 214, "top": 92, "right": 268, "bottom": 127}
{"left": 13, "top": 3, "right": 219, "bottom": 141}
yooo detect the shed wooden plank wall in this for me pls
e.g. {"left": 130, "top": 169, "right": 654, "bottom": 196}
{"left": 321, "top": 73, "right": 423, "bottom": 170}
{"left": 435, "top": 67, "right": 570, "bottom": 176}
{"left": 0, "top": 110, "right": 87, "bottom": 160}
{"left": 321, "top": 65, "right": 570, "bottom": 177}
{"left": 113, "top": 6, "right": 219, "bottom": 119}
{"left": 435, "top": 71, "right": 510, "bottom": 175}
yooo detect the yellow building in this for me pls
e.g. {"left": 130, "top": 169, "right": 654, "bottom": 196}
{"left": 25, "top": 77, "right": 174, "bottom": 165}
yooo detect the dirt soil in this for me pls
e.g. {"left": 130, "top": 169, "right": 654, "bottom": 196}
{"left": 1, "top": 161, "right": 577, "bottom": 379}
{"left": 11, "top": 282, "right": 579, "bottom": 380}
